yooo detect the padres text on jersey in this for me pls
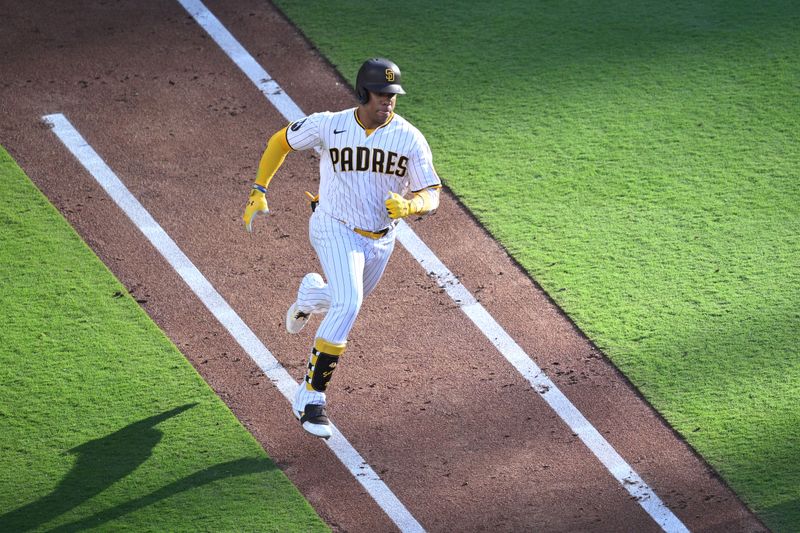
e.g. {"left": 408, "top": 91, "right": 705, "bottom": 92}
{"left": 328, "top": 147, "right": 408, "bottom": 177}
{"left": 285, "top": 108, "right": 440, "bottom": 231}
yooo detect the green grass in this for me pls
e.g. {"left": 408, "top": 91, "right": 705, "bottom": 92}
{"left": 0, "top": 146, "right": 327, "bottom": 532}
{"left": 273, "top": 0, "right": 800, "bottom": 529}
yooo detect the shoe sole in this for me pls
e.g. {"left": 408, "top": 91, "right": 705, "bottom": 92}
{"left": 292, "top": 408, "right": 332, "bottom": 439}
{"left": 285, "top": 303, "right": 309, "bottom": 334}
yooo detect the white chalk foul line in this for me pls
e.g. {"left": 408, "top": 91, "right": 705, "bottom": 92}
{"left": 397, "top": 227, "right": 689, "bottom": 532}
{"left": 173, "top": 0, "right": 692, "bottom": 531}
{"left": 42, "top": 113, "right": 425, "bottom": 533}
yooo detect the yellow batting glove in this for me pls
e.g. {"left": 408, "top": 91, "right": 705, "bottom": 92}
{"left": 304, "top": 190, "right": 319, "bottom": 212}
{"left": 243, "top": 184, "right": 269, "bottom": 233}
{"left": 385, "top": 191, "right": 411, "bottom": 219}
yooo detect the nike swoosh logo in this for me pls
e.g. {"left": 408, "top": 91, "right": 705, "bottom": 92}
{"left": 333, "top": 129, "right": 346, "bottom": 134}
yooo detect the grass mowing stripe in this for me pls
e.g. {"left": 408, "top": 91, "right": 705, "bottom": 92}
{"left": 272, "top": 1, "right": 800, "bottom": 530}
{"left": 0, "top": 145, "right": 328, "bottom": 532}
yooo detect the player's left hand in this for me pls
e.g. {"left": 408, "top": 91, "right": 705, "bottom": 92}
{"left": 243, "top": 186, "right": 269, "bottom": 233}
{"left": 385, "top": 191, "right": 411, "bottom": 219}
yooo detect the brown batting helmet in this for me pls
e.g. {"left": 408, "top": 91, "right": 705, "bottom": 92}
{"left": 355, "top": 58, "right": 406, "bottom": 104}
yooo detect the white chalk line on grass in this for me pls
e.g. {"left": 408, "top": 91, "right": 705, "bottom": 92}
{"left": 174, "top": 0, "right": 692, "bottom": 531}
{"left": 42, "top": 113, "right": 425, "bottom": 533}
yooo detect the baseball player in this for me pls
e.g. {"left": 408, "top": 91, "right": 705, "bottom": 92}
{"left": 243, "top": 58, "right": 442, "bottom": 438}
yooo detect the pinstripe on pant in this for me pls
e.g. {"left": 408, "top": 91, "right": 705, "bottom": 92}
{"left": 300, "top": 210, "right": 396, "bottom": 345}
{"left": 293, "top": 210, "right": 396, "bottom": 411}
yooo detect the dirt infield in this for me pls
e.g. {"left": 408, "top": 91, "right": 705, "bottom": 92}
{"left": 0, "top": 1, "right": 765, "bottom": 531}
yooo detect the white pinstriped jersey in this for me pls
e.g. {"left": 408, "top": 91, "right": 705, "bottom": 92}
{"left": 285, "top": 108, "right": 440, "bottom": 231}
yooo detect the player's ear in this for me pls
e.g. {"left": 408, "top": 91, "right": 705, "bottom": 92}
{"left": 357, "top": 87, "right": 369, "bottom": 104}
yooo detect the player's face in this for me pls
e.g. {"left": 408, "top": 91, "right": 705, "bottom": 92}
{"left": 362, "top": 91, "right": 397, "bottom": 128}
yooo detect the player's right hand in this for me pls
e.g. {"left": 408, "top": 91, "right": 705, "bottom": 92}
{"left": 305, "top": 191, "right": 319, "bottom": 213}
{"left": 243, "top": 185, "right": 269, "bottom": 233}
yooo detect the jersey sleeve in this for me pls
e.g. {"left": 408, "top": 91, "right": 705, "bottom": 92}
{"left": 407, "top": 135, "right": 441, "bottom": 192}
{"left": 285, "top": 113, "right": 326, "bottom": 151}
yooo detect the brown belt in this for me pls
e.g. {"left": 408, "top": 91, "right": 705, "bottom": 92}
{"left": 354, "top": 227, "right": 390, "bottom": 240}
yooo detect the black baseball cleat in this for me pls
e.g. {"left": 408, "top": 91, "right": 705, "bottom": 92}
{"left": 293, "top": 404, "right": 332, "bottom": 439}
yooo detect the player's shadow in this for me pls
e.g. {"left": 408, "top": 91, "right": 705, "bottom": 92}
{"left": 47, "top": 456, "right": 276, "bottom": 532}
{"left": 0, "top": 402, "right": 245, "bottom": 532}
